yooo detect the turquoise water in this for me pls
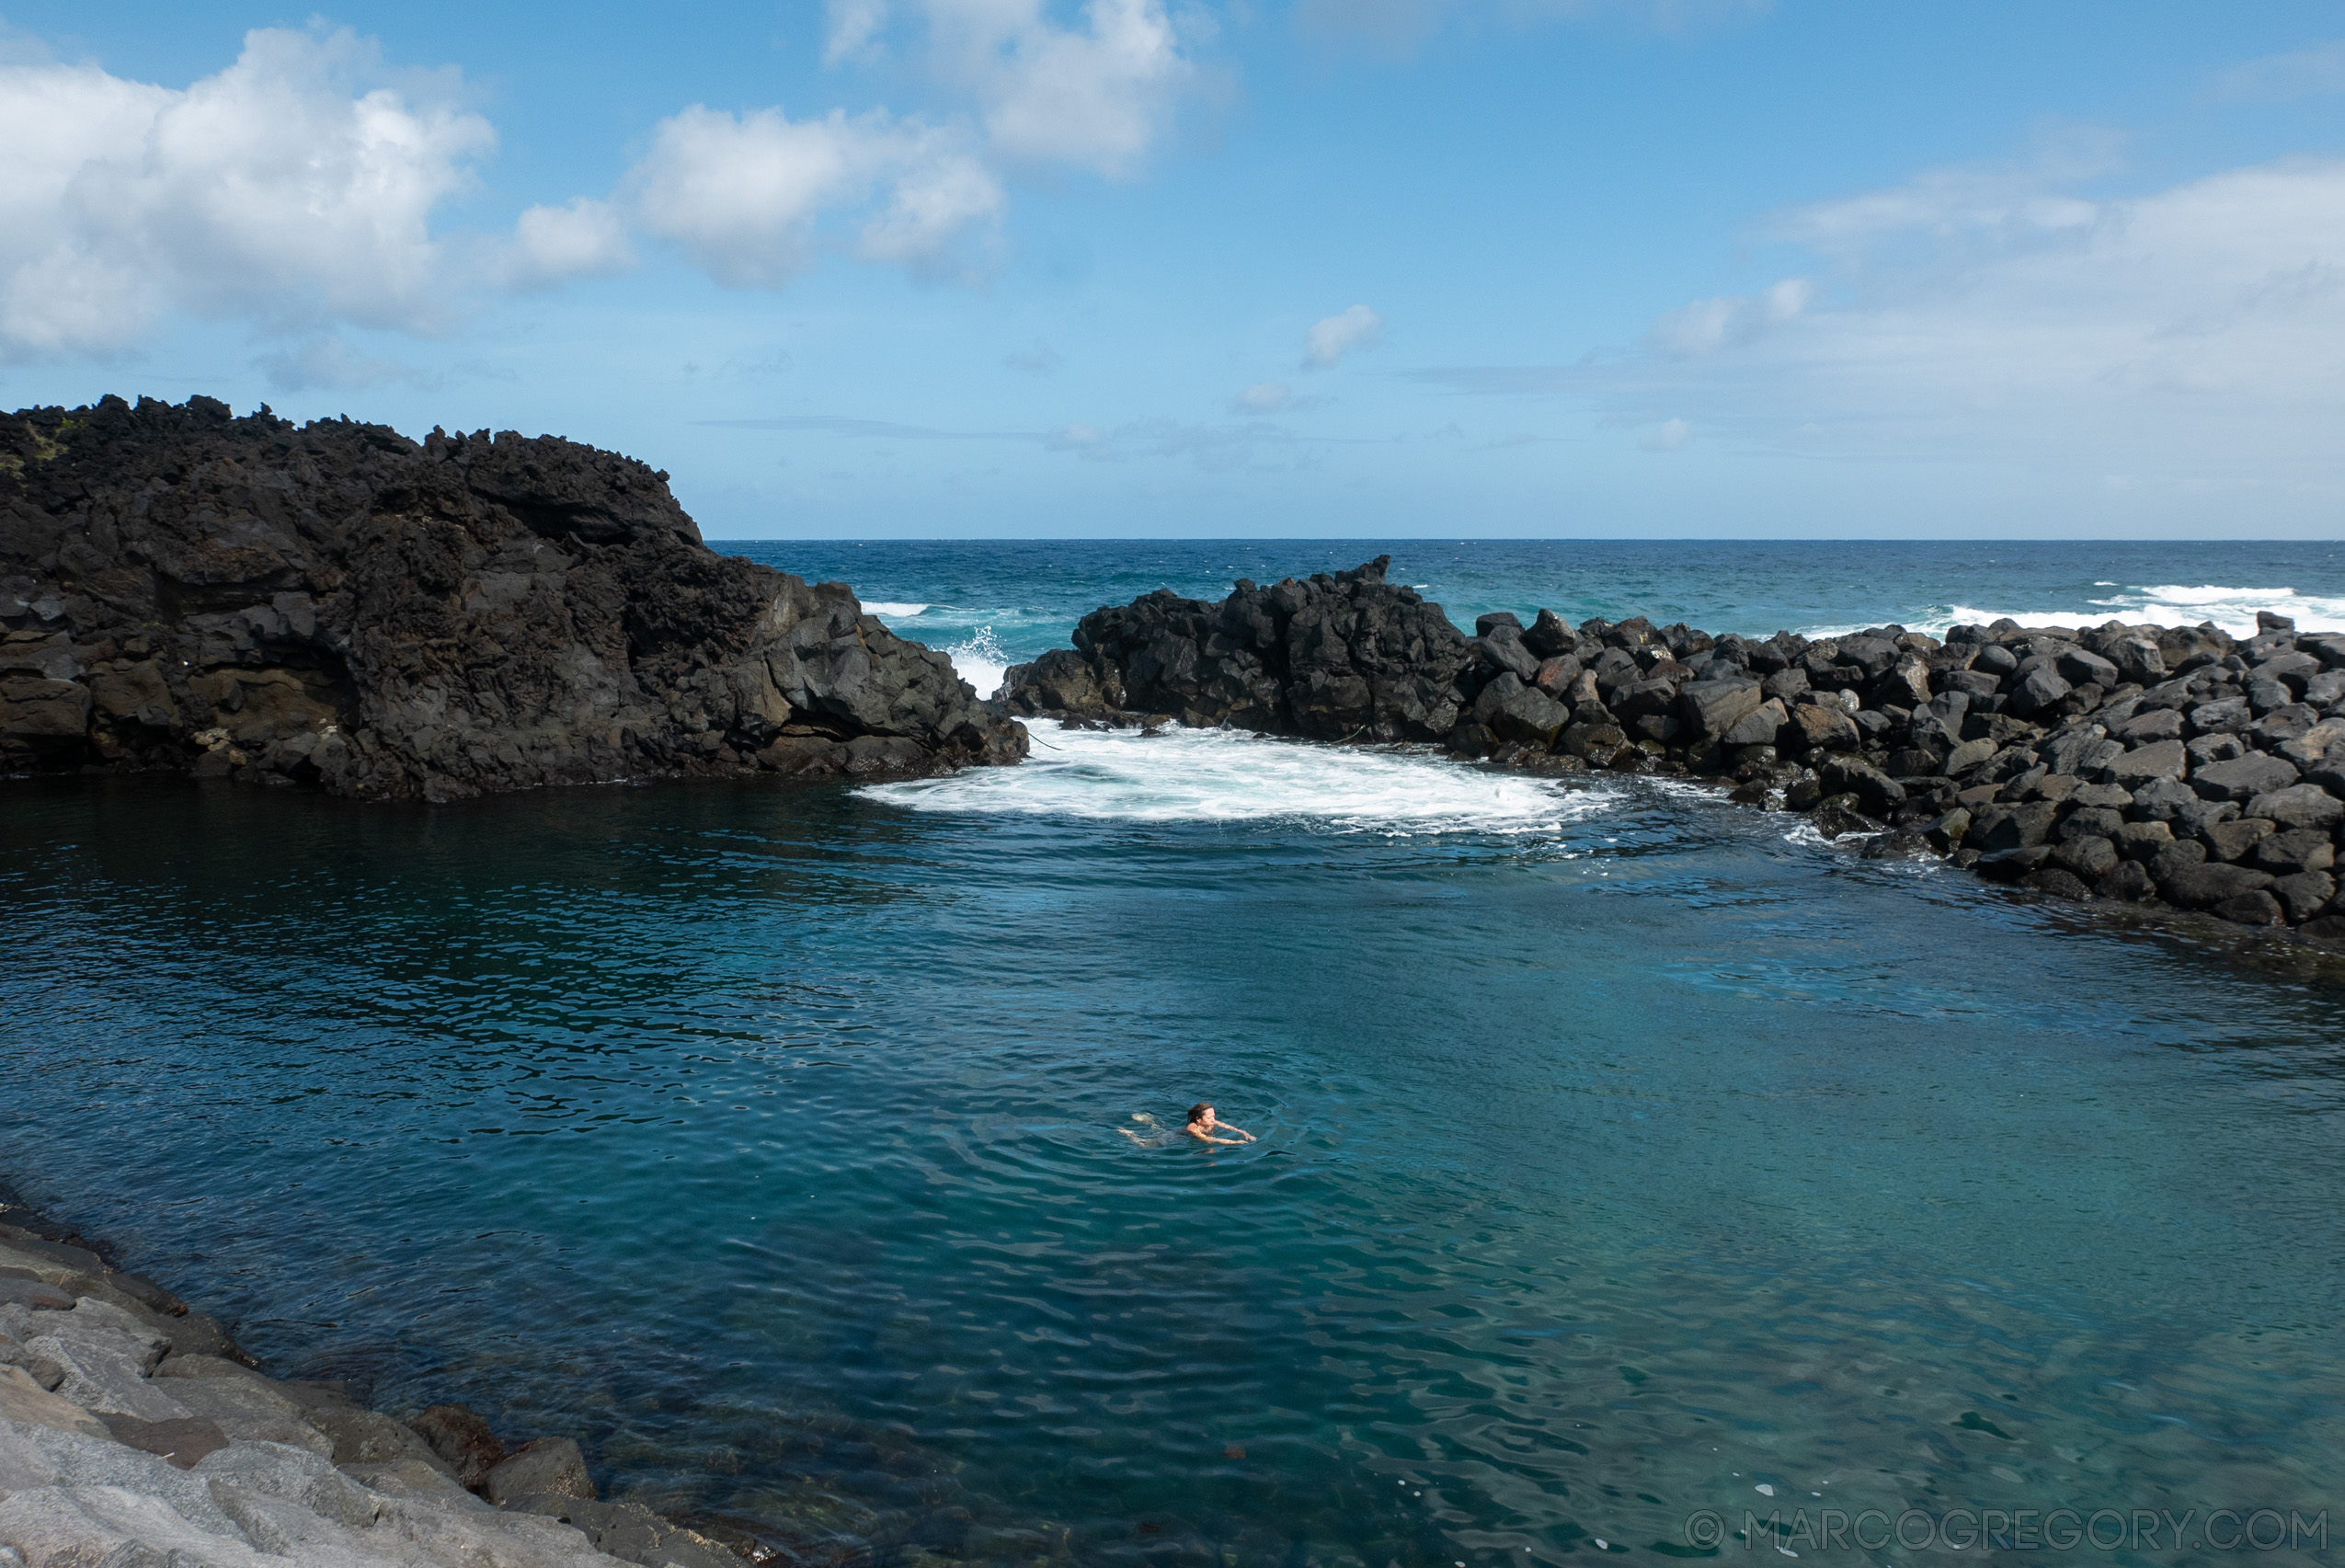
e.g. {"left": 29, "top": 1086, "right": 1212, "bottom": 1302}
{"left": 7, "top": 543, "right": 2345, "bottom": 1564}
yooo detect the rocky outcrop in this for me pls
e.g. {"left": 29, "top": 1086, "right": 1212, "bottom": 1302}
{"left": 0, "top": 1190, "right": 743, "bottom": 1568}
{"left": 1004, "top": 560, "right": 2345, "bottom": 944}
{"left": 1001, "top": 555, "right": 1471, "bottom": 740}
{"left": 1, "top": 395, "right": 1025, "bottom": 801}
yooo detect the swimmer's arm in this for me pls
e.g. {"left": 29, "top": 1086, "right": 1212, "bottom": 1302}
{"left": 1186, "top": 1126, "right": 1241, "bottom": 1145}
{"left": 1217, "top": 1123, "right": 1257, "bottom": 1141}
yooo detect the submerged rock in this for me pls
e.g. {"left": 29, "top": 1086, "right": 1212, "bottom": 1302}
{"left": 1, "top": 395, "right": 1026, "bottom": 799}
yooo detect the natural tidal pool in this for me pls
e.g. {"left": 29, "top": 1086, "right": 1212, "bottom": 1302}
{"left": 6, "top": 728, "right": 2345, "bottom": 1564}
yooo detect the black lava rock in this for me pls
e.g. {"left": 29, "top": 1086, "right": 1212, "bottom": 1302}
{"left": 1, "top": 396, "right": 1026, "bottom": 799}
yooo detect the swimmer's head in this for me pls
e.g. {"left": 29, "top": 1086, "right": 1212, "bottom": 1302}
{"left": 1188, "top": 1103, "right": 1214, "bottom": 1127}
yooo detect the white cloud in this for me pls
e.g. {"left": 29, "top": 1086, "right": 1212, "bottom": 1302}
{"left": 826, "top": 0, "right": 893, "bottom": 63}
{"left": 1614, "top": 153, "right": 2345, "bottom": 486}
{"left": 921, "top": 0, "right": 1192, "bottom": 177}
{"left": 0, "top": 27, "right": 494, "bottom": 358}
{"left": 625, "top": 104, "right": 1001, "bottom": 286}
{"left": 500, "top": 197, "right": 635, "bottom": 289}
{"left": 1413, "top": 145, "right": 2345, "bottom": 507}
{"left": 1235, "top": 380, "right": 1291, "bottom": 411}
{"left": 1766, "top": 132, "right": 2120, "bottom": 257}
{"left": 1645, "top": 278, "right": 1808, "bottom": 356}
{"left": 2215, "top": 40, "right": 2345, "bottom": 102}
{"left": 1303, "top": 304, "right": 1384, "bottom": 368}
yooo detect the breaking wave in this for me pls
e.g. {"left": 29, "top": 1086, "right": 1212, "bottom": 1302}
{"left": 1802, "top": 584, "right": 2345, "bottom": 640}
{"left": 944, "top": 627, "right": 1011, "bottom": 700}
{"left": 859, "top": 725, "right": 1609, "bottom": 836}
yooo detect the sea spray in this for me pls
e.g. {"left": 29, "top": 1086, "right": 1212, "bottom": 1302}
{"left": 944, "top": 626, "right": 1012, "bottom": 700}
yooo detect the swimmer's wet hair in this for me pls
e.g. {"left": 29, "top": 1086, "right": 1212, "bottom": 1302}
{"left": 1188, "top": 1104, "right": 1212, "bottom": 1124}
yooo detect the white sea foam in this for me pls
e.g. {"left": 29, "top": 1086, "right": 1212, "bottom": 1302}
{"left": 1801, "top": 584, "right": 2345, "bottom": 640}
{"left": 864, "top": 601, "right": 932, "bottom": 619}
{"left": 945, "top": 627, "right": 1011, "bottom": 700}
{"left": 861, "top": 725, "right": 1607, "bottom": 835}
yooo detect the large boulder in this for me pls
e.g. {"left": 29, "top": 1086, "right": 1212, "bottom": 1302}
{"left": 2248, "top": 783, "right": 2345, "bottom": 830}
{"left": 1816, "top": 753, "right": 1905, "bottom": 814}
{"left": 1, "top": 396, "right": 1026, "bottom": 798}
{"left": 1787, "top": 702, "right": 1862, "bottom": 753}
{"left": 1677, "top": 678, "right": 1765, "bottom": 741}
{"left": 2159, "top": 862, "right": 2277, "bottom": 909}
{"left": 2191, "top": 751, "right": 2300, "bottom": 802}
{"left": 1473, "top": 674, "right": 1571, "bottom": 746}
{"left": 482, "top": 1436, "right": 595, "bottom": 1505}
{"left": 2006, "top": 665, "right": 2073, "bottom": 717}
{"left": 1001, "top": 555, "right": 1473, "bottom": 743}
{"left": 1967, "top": 801, "right": 2061, "bottom": 852}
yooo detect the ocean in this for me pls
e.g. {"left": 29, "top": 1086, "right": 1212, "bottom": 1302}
{"left": 739, "top": 538, "right": 2345, "bottom": 704}
{"left": 6, "top": 540, "right": 2345, "bottom": 1565}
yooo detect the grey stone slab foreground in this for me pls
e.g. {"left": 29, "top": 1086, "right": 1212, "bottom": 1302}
{"left": 0, "top": 1227, "right": 741, "bottom": 1568}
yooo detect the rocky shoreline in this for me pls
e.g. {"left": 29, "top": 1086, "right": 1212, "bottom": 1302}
{"left": 0, "top": 1185, "right": 750, "bottom": 1568}
{"left": 1, "top": 396, "right": 1026, "bottom": 802}
{"left": 1001, "top": 555, "right": 2345, "bottom": 943}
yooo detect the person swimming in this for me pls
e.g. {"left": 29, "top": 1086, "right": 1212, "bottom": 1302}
{"left": 1119, "top": 1105, "right": 1257, "bottom": 1147}
{"left": 1184, "top": 1103, "right": 1254, "bottom": 1146}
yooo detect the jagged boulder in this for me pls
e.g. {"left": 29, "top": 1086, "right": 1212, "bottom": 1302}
{"left": 0, "top": 395, "right": 1025, "bottom": 799}
{"left": 1000, "top": 555, "right": 1472, "bottom": 742}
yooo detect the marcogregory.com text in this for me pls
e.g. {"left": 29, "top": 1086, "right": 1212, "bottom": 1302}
{"left": 1679, "top": 1505, "right": 2329, "bottom": 1555}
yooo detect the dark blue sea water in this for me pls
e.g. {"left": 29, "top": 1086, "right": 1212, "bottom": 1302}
{"left": 6, "top": 542, "right": 2345, "bottom": 1566}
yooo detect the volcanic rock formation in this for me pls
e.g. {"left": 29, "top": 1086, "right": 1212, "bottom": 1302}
{"left": 1000, "top": 555, "right": 1472, "bottom": 740}
{"left": 1003, "top": 559, "right": 2345, "bottom": 942}
{"left": 1, "top": 395, "right": 1025, "bottom": 801}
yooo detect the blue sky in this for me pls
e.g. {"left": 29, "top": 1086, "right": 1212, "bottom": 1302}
{"left": 3, "top": 1, "right": 2343, "bottom": 539}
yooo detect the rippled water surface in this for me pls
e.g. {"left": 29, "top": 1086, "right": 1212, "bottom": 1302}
{"left": 9, "top": 541, "right": 2345, "bottom": 1565}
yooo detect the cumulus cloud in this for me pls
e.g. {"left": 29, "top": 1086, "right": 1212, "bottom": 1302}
{"left": 0, "top": 27, "right": 494, "bottom": 358}
{"left": 1, "top": 4, "right": 1213, "bottom": 353}
{"left": 1303, "top": 304, "right": 1384, "bottom": 368}
{"left": 825, "top": 0, "right": 1195, "bottom": 177}
{"left": 1645, "top": 278, "right": 1808, "bottom": 356}
{"left": 625, "top": 0, "right": 1199, "bottom": 292}
{"left": 499, "top": 197, "right": 635, "bottom": 289}
{"left": 625, "top": 104, "right": 1001, "bottom": 285}
{"left": 825, "top": 0, "right": 893, "bottom": 64}
{"left": 920, "top": 0, "right": 1192, "bottom": 177}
